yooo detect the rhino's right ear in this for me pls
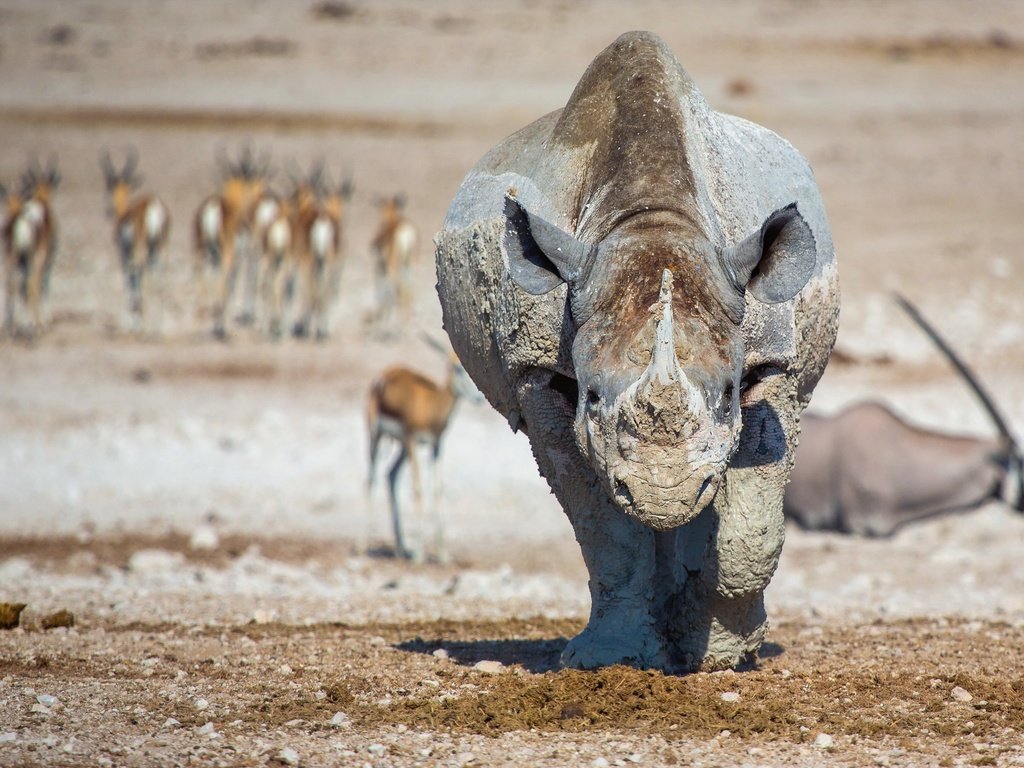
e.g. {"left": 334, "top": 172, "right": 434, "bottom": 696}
{"left": 725, "top": 203, "right": 817, "bottom": 304}
{"left": 503, "top": 195, "right": 595, "bottom": 295}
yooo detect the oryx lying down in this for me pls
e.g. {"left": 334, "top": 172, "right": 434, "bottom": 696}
{"left": 436, "top": 31, "right": 839, "bottom": 671}
{"left": 785, "top": 295, "right": 1024, "bottom": 536}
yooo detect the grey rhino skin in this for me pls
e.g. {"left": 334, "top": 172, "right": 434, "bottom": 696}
{"left": 435, "top": 31, "right": 839, "bottom": 671}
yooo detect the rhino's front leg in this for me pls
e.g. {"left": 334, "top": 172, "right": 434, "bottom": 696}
{"left": 562, "top": 489, "right": 673, "bottom": 670}
{"left": 672, "top": 379, "right": 797, "bottom": 670}
{"left": 516, "top": 370, "right": 670, "bottom": 670}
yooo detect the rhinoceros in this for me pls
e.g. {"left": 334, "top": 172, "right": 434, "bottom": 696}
{"left": 435, "top": 31, "right": 839, "bottom": 671}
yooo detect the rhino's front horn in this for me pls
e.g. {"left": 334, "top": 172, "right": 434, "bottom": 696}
{"left": 639, "top": 269, "right": 703, "bottom": 416}
{"left": 650, "top": 269, "right": 680, "bottom": 386}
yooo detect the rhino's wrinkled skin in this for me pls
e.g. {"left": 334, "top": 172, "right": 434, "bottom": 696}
{"left": 435, "top": 31, "right": 839, "bottom": 671}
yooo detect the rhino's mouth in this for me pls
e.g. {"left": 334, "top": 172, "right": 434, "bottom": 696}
{"left": 611, "top": 468, "right": 720, "bottom": 530}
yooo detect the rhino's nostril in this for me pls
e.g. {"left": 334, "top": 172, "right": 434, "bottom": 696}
{"left": 695, "top": 473, "right": 715, "bottom": 503}
{"left": 613, "top": 478, "right": 633, "bottom": 506}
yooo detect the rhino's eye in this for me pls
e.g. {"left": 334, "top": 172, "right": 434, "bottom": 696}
{"left": 547, "top": 372, "right": 579, "bottom": 410}
{"left": 718, "top": 382, "right": 735, "bottom": 420}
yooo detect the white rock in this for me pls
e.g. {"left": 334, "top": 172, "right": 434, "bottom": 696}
{"left": 197, "top": 721, "right": 220, "bottom": 739}
{"left": 189, "top": 524, "right": 219, "bottom": 551}
{"left": 253, "top": 608, "right": 276, "bottom": 624}
{"left": 329, "top": 711, "right": 350, "bottom": 728}
{"left": 128, "top": 549, "right": 185, "bottom": 573}
{"left": 368, "top": 743, "right": 387, "bottom": 757}
{"left": 0, "top": 732, "right": 16, "bottom": 743}
{"left": 432, "top": 648, "right": 450, "bottom": 660}
{"left": 472, "top": 660, "right": 505, "bottom": 675}
{"left": 161, "top": 718, "right": 181, "bottom": 729}
{"left": 952, "top": 686, "right": 974, "bottom": 703}
{"left": 815, "top": 733, "right": 834, "bottom": 749}
{"left": 194, "top": 698, "right": 209, "bottom": 710}
{"left": 30, "top": 703, "right": 51, "bottom": 715}
{"left": 592, "top": 759, "right": 610, "bottom": 768}
{"left": 276, "top": 746, "right": 300, "bottom": 765}
{"left": 720, "top": 691, "right": 740, "bottom": 703}
{"left": 36, "top": 694, "right": 59, "bottom": 708}
{"left": 279, "top": 664, "right": 294, "bottom": 676}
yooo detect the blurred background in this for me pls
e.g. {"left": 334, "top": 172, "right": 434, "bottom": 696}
{"left": 1, "top": 0, "right": 1023, "bottom": 623}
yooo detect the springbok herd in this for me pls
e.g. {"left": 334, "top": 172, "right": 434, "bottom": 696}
{"left": 3, "top": 146, "right": 472, "bottom": 564}
{"left": 2, "top": 146, "right": 419, "bottom": 341}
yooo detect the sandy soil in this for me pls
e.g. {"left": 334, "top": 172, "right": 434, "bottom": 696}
{"left": 2, "top": 1, "right": 1024, "bottom": 766}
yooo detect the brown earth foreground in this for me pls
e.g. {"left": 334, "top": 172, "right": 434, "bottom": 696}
{"left": 2, "top": 535, "right": 1024, "bottom": 767}
{"left": 4, "top": 606, "right": 1024, "bottom": 767}
{"left": 2, "top": 606, "right": 1024, "bottom": 768}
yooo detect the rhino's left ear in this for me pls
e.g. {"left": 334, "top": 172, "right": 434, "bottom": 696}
{"left": 725, "top": 203, "right": 817, "bottom": 304}
{"left": 503, "top": 194, "right": 595, "bottom": 295}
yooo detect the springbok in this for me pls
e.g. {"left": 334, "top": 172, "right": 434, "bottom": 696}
{"left": 192, "top": 146, "right": 270, "bottom": 338}
{"left": 785, "top": 294, "right": 1024, "bottom": 536}
{"left": 365, "top": 339, "right": 478, "bottom": 563}
{"left": 2, "top": 157, "right": 59, "bottom": 338}
{"left": 257, "top": 195, "right": 293, "bottom": 338}
{"left": 256, "top": 161, "right": 328, "bottom": 338}
{"left": 282, "top": 161, "right": 326, "bottom": 338}
{"left": 1, "top": 180, "right": 23, "bottom": 334}
{"left": 236, "top": 147, "right": 276, "bottom": 326}
{"left": 100, "top": 150, "right": 171, "bottom": 334}
{"left": 297, "top": 169, "right": 353, "bottom": 340}
{"left": 369, "top": 194, "right": 418, "bottom": 331}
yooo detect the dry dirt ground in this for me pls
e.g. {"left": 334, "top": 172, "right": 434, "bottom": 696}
{"left": 2, "top": 1, "right": 1024, "bottom": 766}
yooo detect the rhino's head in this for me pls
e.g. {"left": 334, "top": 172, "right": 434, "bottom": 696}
{"left": 505, "top": 196, "right": 816, "bottom": 530}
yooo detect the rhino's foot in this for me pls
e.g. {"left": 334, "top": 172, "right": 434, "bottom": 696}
{"left": 672, "top": 604, "right": 768, "bottom": 673}
{"left": 559, "top": 622, "right": 670, "bottom": 671}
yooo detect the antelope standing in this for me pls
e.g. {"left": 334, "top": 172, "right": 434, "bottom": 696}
{"left": 2, "top": 158, "right": 59, "bottom": 338}
{"left": 365, "top": 340, "right": 478, "bottom": 563}
{"left": 100, "top": 150, "right": 171, "bottom": 334}
{"left": 297, "top": 170, "right": 353, "bottom": 340}
{"left": 369, "top": 194, "right": 418, "bottom": 331}
{"left": 256, "top": 161, "right": 324, "bottom": 338}
{"left": 257, "top": 195, "right": 293, "bottom": 338}
{"left": 236, "top": 147, "right": 276, "bottom": 326}
{"left": 192, "top": 147, "right": 270, "bottom": 338}
{"left": 281, "top": 161, "right": 325, "bottom": 338}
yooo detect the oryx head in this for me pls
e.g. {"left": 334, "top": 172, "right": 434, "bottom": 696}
{"left": 505, "top": 194, "right": 816, "bottom": 529}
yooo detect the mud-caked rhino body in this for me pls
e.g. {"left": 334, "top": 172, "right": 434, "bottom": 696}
{"left": 435, "top": 31, "right": 839, "bottom": 671}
